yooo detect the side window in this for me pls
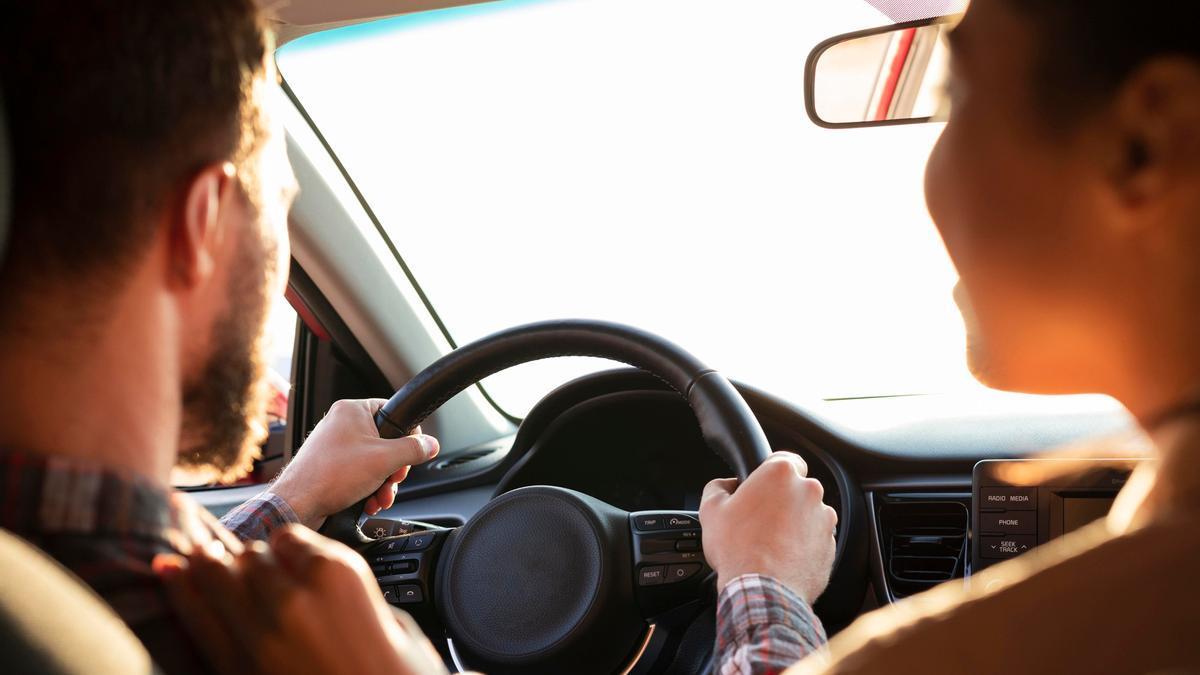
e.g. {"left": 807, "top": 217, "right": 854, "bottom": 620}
{"left": 257, "top": 295, "right": 299, "bottom": 480}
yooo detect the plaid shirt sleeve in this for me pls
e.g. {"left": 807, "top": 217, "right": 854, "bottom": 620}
{"left": 218, "top": 491, "right": 300, "bottom": 542}
{"left": 716, "top": 574, "right": 828, "bottom": 675}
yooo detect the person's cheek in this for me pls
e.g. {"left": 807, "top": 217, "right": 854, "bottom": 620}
{"left": 924, "top": 124, "right": 965, "bottom": 273}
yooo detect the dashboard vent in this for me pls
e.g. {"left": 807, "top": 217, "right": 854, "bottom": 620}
{"left": 433, "top": 448, "right": 497, "bottom": 471}
{"left": 876, "top": 495, "right": 968, "bottom": 599}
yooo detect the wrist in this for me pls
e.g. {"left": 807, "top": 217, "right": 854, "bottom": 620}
{"left": 268, "top": 478, "right": 319, "bottom": 529}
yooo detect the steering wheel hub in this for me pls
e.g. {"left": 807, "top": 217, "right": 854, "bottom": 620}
{"left": 436, "top": 486, "right": 646, "bottom": 674}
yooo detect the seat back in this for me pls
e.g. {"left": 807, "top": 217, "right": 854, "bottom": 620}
{"left": 0, "top": 529, "right": 156, "bottom": 674}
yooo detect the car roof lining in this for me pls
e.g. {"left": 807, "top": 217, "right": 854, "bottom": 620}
{"left": 268, "top": 0, "right": 493, "bottom": 44}
{"left": 266, "top": 0, "right": 967, "bottom": 44}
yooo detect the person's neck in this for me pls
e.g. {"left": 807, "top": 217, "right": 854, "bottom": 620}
{"left": 0, "top": 282, "right": 181, "bottom": 488}
{"left": 1105, "top": 306, "right": 1200, "bottom": 429}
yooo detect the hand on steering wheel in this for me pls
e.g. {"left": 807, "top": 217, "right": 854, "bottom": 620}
{"left": 318, "top": 320, "right": 776, "bottom": 674}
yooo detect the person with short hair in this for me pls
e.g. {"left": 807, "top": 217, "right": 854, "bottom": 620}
{"left": 0, "top": 3, "right": 445, "bottom": 673}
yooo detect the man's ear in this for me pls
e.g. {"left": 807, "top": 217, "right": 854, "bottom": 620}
{"left": 1108, "top": 58, "right": 1200, "bottom": 210}
{"left": 171, "top": 162, "right": 238, "bottom": 289}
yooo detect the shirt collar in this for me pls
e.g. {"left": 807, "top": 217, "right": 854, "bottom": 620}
{"left": 0, "top": 447, "right": 196, "bottom": 544}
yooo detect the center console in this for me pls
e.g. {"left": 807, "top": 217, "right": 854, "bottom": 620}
{"left": 970, "top": 458, "right": 1140, "bottom": 574}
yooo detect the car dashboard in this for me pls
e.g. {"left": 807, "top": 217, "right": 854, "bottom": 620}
{"left": 375, "top": 368, "right": 1138, "bottom": 631}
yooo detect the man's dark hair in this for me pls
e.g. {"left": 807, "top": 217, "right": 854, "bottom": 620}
{"left": 0, "top": 0, "right": 270, "bottom": 313}
{"left": 1007, "top": 1, "right": 1200, "bottom": 129}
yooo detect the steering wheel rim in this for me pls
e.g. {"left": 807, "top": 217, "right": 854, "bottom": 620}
{"left": 320, "top": 319, "right": 772, "bottom": 544}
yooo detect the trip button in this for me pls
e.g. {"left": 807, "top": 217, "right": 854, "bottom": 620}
{"left": 665, "top": 564, "right": 702, "bottom": 583}
{"left": 980, "top": 535, "right": 1036, "bottom": 559}
{"left": 980, "top": 487, "right": 1036, "bottom": 510}
{"left": 634, "top": 514, "right": 666, "bottom": 531}
{"left": 638, "top": 566, "right": 666, "bottom": 586}
{"left": 980, "top": 512, "right": 1036, "bottom": 534}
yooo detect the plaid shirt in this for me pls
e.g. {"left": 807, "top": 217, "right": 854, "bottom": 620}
{"left": 0, "top": 448, "right": 821, "bottom": 674}
{"left": 0, "top": 448, "right": 297, "bottom": 675}
{"left": 716, "top": 574, "right": 828, "bottom": 674}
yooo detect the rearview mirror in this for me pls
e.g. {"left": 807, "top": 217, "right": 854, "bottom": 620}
{"left": 805, "top": 16, "right": 956, "bottom": 129}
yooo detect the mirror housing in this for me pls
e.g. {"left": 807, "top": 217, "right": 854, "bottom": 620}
{"left": 804, "top": 15, "right": 957, "bottom": 129}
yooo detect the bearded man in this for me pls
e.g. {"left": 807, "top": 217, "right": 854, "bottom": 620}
{"left": 0, "top": 2, "right": 438, "bottom": 673}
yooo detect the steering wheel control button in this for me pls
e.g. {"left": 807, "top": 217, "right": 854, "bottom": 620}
{"left": 363, "top": 518, "right": 399, "bottom": 539}
{"left": 980, "top": 512, "right": 1036, "bottom": 535}
{"left": 980, "top": 487, "right": 1037, "bottom": 511}
{"left": 633, "top": 514, "right": 666, "bottom": 531}
{"left": 980, "top": 535, "right": 1036, "bottom": 559}
{"left": 674, "top": 540, "right": 700, "bottom": 552}
{"left": 665, "top": 564, "right": 701, "bottom": 583}
{"left": 664, "top": 515, "right": 699, "bottom": 530}
{"left": 388, "top": 559, "right": 418, "bottom": 575}
{"left": 373, "top": 537, "right": 408, "bottom": 554}
{"left": 380, "top": 586, "right": 399, "bottom": 603}
{"left": 393, "top": 584, "right": 424, "bottom": 604}
{"left": 405, "top": 532, "right": 435, "bottom": 551}
{"left": 370, "top": 552, "right": 412, "bottom": 565}
{"left": 678, "top": 529, "right": 699, "bottom": 539}
{"left": 638, "top": 566, "right": 666, "bottom": 586}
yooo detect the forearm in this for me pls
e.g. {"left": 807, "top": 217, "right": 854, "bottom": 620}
{"left": 219, "top": 492, "right": 300, "bottom": 542}
{"left": 715, "top": 574, "right": 827, "bottom": 675}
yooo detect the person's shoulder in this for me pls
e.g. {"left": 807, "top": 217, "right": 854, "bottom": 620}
{"left": 802, "top": 517, "right": 1200, "bottom": 675}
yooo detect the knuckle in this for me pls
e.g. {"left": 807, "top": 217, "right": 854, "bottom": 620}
{"left": 760, "top": 457, "right": 795, "bottom": 480}
{"left": 799, "top": 477, "right": 825, "bottom": 501}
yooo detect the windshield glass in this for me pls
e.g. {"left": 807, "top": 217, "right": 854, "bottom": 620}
{"left": 278, "top": 0, "right": 979, "bottom": 416}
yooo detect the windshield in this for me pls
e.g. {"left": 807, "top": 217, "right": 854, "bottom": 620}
{"left": 278, "top": 0, "right": 979, "bottom": 416}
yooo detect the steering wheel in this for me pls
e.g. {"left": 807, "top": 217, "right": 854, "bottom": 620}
{"left": 319, "top": 320, "right": 772, "bottom": 674}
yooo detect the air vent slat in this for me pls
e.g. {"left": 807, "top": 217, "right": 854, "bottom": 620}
{"left": 432, "top": 448, "right": 498, "bottom": 471}
{"left": 877, "top": 496, "right": 969, "bottom": 599}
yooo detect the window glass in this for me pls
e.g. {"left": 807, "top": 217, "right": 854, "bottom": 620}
{"left": 278, "top": 0, "right": 978, "bottom": 416}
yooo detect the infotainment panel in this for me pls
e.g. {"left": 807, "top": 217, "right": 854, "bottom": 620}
{"left": 970, "top": 458, "right": 1140, "bottom": 574}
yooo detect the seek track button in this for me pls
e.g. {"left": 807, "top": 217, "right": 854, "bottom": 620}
{"left": 981, "top": 535, "right": 1036, "bottom": 559}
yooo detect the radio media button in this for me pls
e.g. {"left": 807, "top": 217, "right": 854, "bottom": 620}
{"left": 979, "top": 487, "right": 1036, "bottom": 510}
{"left": 980, "top": 535, "right": 1036, "bottom": 559}
{"left": 980, "top": 512, "right": 1036, "bottom": 534}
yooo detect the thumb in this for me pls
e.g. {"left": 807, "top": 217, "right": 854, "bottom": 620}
{"left": 374, "top": 434, "right": 440, "bottom": 475}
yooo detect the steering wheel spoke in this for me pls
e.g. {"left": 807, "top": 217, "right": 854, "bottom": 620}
{"left": 630, "top": 511, "right": 715, "bottom": 619}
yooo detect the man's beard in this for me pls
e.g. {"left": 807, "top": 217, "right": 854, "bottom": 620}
{"left": 176, "top": 228, "right": 277, "bottom": 484}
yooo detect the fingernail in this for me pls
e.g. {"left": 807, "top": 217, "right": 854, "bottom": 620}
{"left": 152, "top": 553, "right": 185, "bottom": 578}
{"left": 417, "top": 434, "right": 439, "bottom": 458}
{"left": 203, "top": 539, "right": 227, "bottom": 560}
